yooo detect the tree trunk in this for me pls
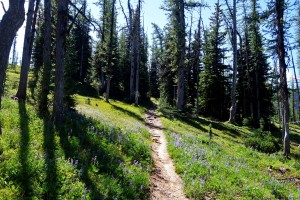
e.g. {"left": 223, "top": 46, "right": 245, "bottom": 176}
{"left": 229, "top": 0, "right": 237, "bottom": 124}
{"left": 53, "top": 0, "right": 68, "bottom": 124}
{"left": 39, "top": 0, "right": 52, "bottom": 114}
{"left": 135, "top": 0, "right": 141, "bottom": 106}
{"left": 16, "top": 0, "right": 40, "bottom": 100}
{"left": 176, "top": 0, "right": 185, "bottom": 110}
{"left": 289, "top": 44, "right": 300, "bottom": 120}
{"left": 276, "top": 0, "right": 290, "bottom": 158}
{"left": 0, "top": 0, "right": 25, "bottom": 106}
{"left": 128, "top": 0, "right": 135, "bottom": 101}
{"left": 99, "top": 0, "right": 106, "bottom": 93}
{"left": 196, "top": 6, "right": 202, "bottom": 115}
{"left": 105, "top": 76, "right": 111, "bottom": 102}
{"left": 105, "top": 0, "right": 116, "bottom": 103}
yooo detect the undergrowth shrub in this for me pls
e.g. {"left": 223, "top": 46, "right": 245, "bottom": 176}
{"left": 244, "top": 130, "right": 280, "bottom": 153}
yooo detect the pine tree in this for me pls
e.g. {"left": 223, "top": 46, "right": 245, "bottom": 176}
{"left": 236, "top": 0, "right": 273, "bottom": 127}
{"left": 65, "top": 0, "right": 92, "bottom": 108}
{"left": 199, "top": 2, "right": 230, "bottom": 120}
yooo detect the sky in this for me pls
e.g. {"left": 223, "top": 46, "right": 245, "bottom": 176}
{"left": 0, "top": 0, "right": 216, "bottom": 62}
{"left": 0, "top": 0, "right": 297, "bottom": 81}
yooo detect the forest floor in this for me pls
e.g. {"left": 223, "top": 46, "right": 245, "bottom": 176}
{"left": 145, "top": 107, "right": 188, "bottom": 200}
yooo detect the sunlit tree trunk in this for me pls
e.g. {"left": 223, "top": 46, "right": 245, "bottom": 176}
{"left": 229, "top": 0, "right": 237, "bottom": 124}
{"left": 16, "top": 0, "right": 40, "bottom": 100}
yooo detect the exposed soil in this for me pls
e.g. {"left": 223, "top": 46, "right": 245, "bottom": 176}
{"left": 145, "top": 108, "right": 188, "bottom": 200}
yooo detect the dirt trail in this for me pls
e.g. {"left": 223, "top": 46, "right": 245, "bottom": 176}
{"left": 145, "top": 108, "right": 188, "bottom": 200}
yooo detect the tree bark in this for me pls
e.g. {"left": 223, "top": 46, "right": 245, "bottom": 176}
{"left": 38, "top": 0, "right": 52, "bottom": 114}
{"left": 16, "top": 0, "right": 40, "bottom": 100}
{"left": 53, "top": 0, "right": 68, "bottom": 124}
{"left": 105, "top": 0, "right": 116, "bottom": 103}
{"left": 135, "top": 0, "right": 141, "bottom": 106}
{"left": 276, "top": 0, "right": 290, "bottom": 158}
{"left": 0, "top": 0, "right": 25, "bottom": 106}
{"left": 176, "top": 0, "right": 185, "bottom": 110}
{"left": 128, "top": 0, "right": 135, "bottom": 101}
{"left": 229, "top": 0, "right": 237, "bottom": 124}
{"left": 105, "top": 76, "right": 111, "bottom": 102}
{"left": 99, "top": 0, "right": 106, "bottom": 93}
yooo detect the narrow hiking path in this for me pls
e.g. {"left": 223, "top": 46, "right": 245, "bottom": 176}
{"left": 145, "top": 108, "right": 188, "bottom": 200}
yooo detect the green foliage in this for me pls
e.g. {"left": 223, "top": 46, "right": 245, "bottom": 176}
{"left": 244, "top": 130, "right": 280, "bottom": 153}
{"left": 161, "top": 111, "right": 300, "bottom": 199}
{"left": 236, "top": 0, "right": 274, "bottom": 127}
{"left": 199, "top": 2, "right": 230, "bottom": 120}
{"left": 0, "top": 97, "right": 151, "bottom": 199}
{"left": 65, "top": 0, "right": 92, "bottom": 109}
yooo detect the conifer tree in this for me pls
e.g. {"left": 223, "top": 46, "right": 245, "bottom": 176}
{"left": 199, "top": 2, "right": 230, "bottom": 120}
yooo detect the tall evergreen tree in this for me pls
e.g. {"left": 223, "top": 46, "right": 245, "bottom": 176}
{"left": 199, "top": 2, "right": 230, "bottom": 120}
{"left": 65, "top": 0, "right": 92, "bottom": 108}
{"left": 237, "top": 0, "right": 273, "bottom": 127}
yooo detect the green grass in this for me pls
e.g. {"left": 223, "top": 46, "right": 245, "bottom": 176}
{"left": 159, "top": 108, "right": 300, "bottom": 199}
{"left": 75, "top": 95, "right": 148, "bottom": 131}
{"left": 0, "top": 97, "right": 151, "bottom": 199}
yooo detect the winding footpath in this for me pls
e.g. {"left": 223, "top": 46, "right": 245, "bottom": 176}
{"left": 145, "top": 108, "right": 188, "bottom": 200}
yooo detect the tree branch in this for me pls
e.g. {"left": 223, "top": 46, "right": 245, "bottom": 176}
{"left": 68, "top": 0, "right": 102, "bottom": 34}
{"left": 118, "top": 0, "right": 129, "bottom": 27}
{"left": 1, "top": 1, "right": 7, "bottom": 13}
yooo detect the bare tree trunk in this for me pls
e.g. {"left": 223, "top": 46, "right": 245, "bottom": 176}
{"left": 11, "top": 37, "right": 17, "bottom": 72}
{"left": 105, "top": 76, "right": 111, "bottom": 102}
{"left": 99, "top": 0, "right": 106, "bottom": 93}
{"left": 39, "top": 0, "right": 52, "bottom": 114}
{"left": 196, "top": 5, "right": 202, "bottom": 115}
{"left": 53, "top": 0, "right": 68, "bottom": 124}
{"left": 229, "top": 0, "right": 237, "bottom": 124}
{"left": 176, "top": 0, "right": 185, "bottom": 110}
{"left": 105, "top": 0, "right": 116, "bottom": 103}
{"left": 135, "top": 0, "right": 141, "bottom": 106}
{"left": 276, "top": 0, "right": 290, "bottom": 158}
{"left": 128, "top": 0, "right": 135, "bottom": 101}
{"left": 0, "top": 0, "right": 25, "bottom": 106}
{"left": 289, "top": 43, "right": 300, "bottom": 120}
{"left": 16, "top": 0, "right": 40, "bottom": 100}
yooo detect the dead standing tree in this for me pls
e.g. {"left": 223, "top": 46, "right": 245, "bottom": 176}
{"left": 16, "top": 0, "right": 41, "bottom": 100}
{"left": 276, "top": 0, "right": 290, "bottom": 158}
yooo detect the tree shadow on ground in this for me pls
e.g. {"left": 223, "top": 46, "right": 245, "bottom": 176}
{"left": 57, "top": 111, "right": 146, "bottom": 199}
{"left": 42, "top": 118, "right": 58, "bottom": 199}
{"left": 18, "top": 102, "right": 32, "bottom": 197}
{"left": 159, "top": 106, "right": 241, "bottom": 138}
{"left": 110, "top": 103, "right": 145, "bottom": 123}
